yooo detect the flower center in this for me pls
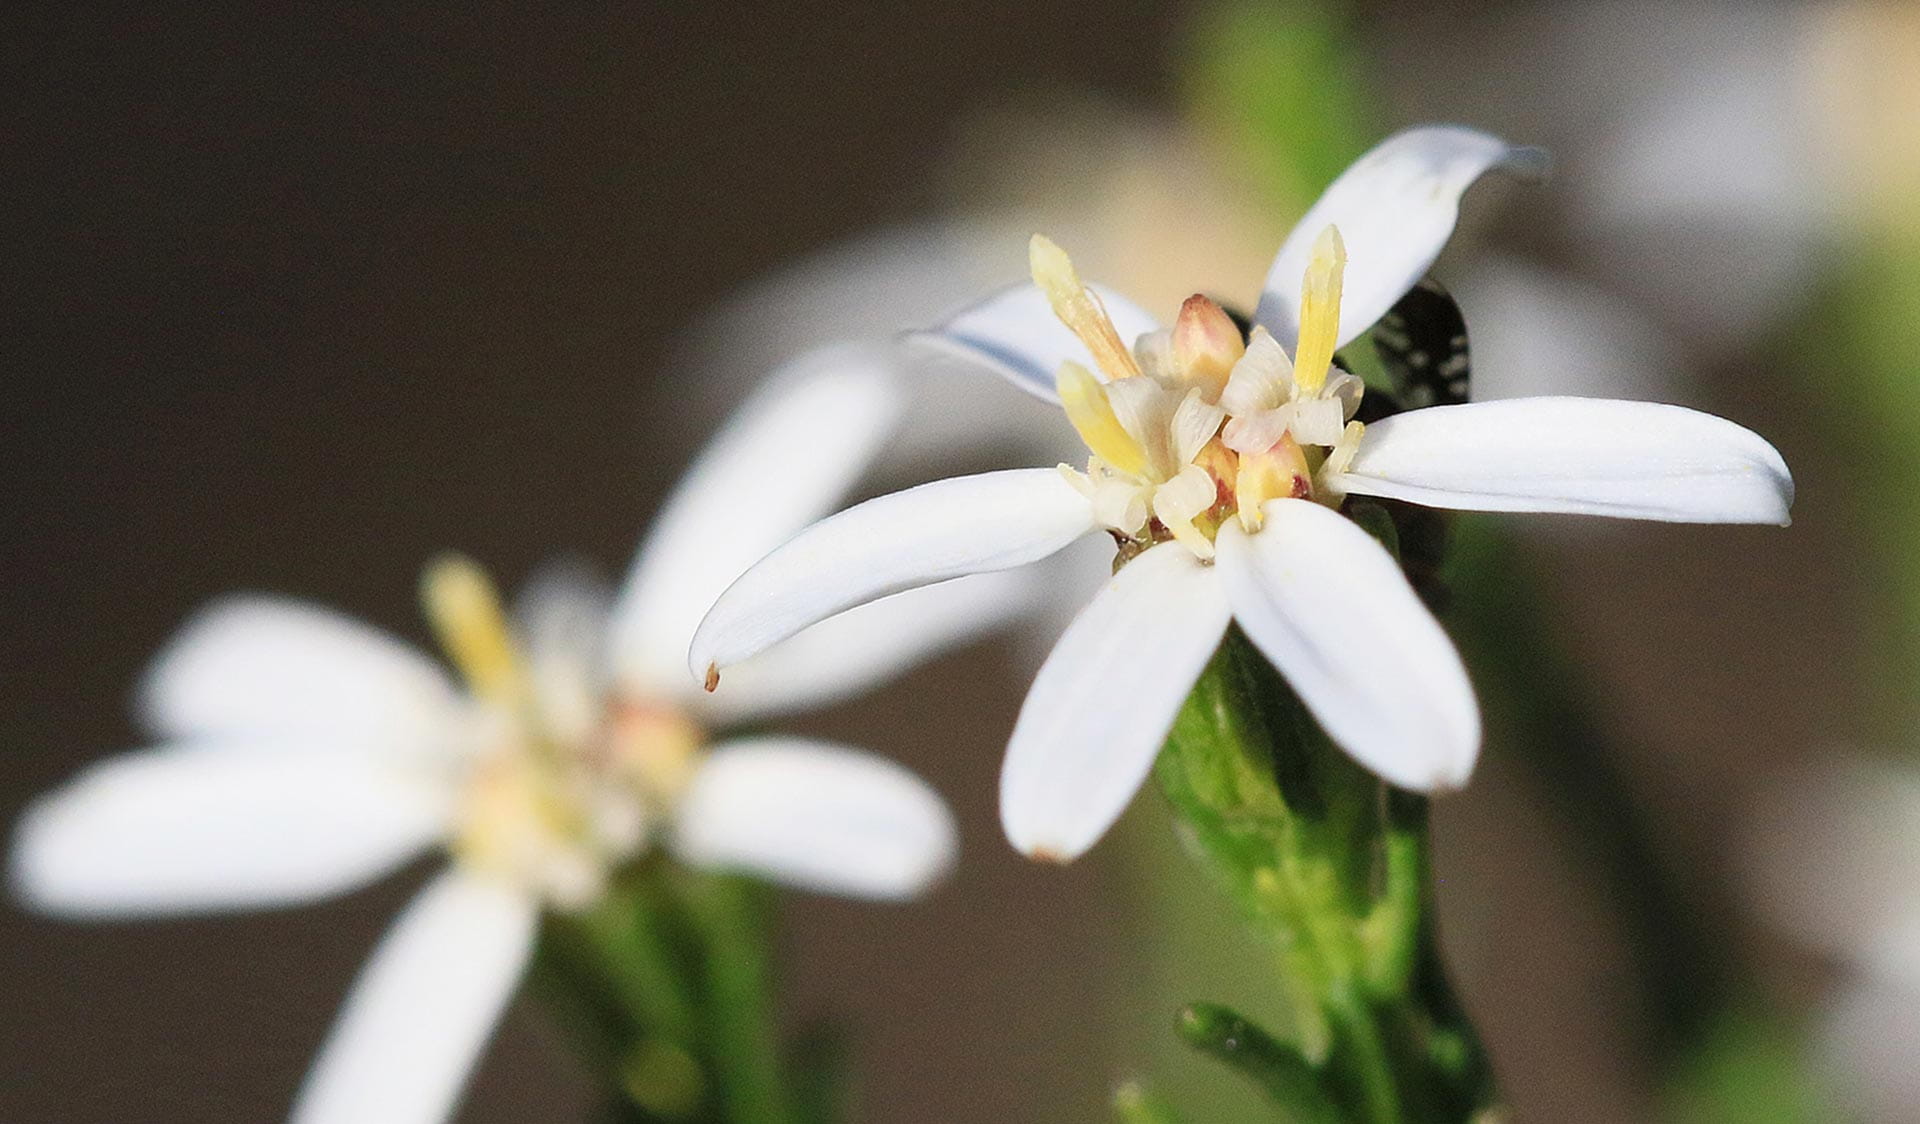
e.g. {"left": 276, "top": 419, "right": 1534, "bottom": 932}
{"left": 1030, "top": 230, "right": 1367, "bottom": 560}
{"left": 421, "top": 555, "right": 703, "bottom": 908}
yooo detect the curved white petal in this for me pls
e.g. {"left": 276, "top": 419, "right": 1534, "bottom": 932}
{"left": 1254, "top": 126, "right": 1546, "bottom": 351}
{"left": 1216, "top": 500, "right": 1479, "bottom": 791}
{"left": 1000, "top": 544, "right": 1231, "bottom": 861}
{"left": 673, "top": 738, "right": 956, "bottom": 900}
{"left": 139, "top": 596, "right": 462, "bottom": 749}
{"left": 695, "top": 568, "right": 1046, "bottom": 725}
{"left": 290, "top": 870, "right": 536, "bottom": 1124}
{"left": 10, "top": 743, "right": 452, "bottom": 917}
{"left": 1333, "top": 398, "right": 1794, "bottom": 525}
{"left": 903, "top": 282, "right": 1163, "bottom": 402}
{"left": 690, "top": 468, "right": 1096, "bottom": 681}
{"left": 609, "top": 342, "right": 907, "bottom": 700}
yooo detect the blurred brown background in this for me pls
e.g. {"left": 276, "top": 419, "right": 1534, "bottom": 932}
{"left": 0, "top": 2, "right": 1864, "bottom": 1122}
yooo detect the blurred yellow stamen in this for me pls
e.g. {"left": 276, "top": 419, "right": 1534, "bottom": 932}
{"left": 1235, "top": 435, "right": 1312, "bottom": 531}
{"left": 1291, "top": 226, "right": 1347, "bottom": 396}
{"left": 423, "top": 554, "right": 523, "bottom": 706}
{"left": 1030, "top": 234, "right": 1141, "bottom": 381}
{"left": 1057, "top": 361, "right": 1148, "bottom": 477}
{"left": 612, "top": 703, "right": 706, "bottom": 807}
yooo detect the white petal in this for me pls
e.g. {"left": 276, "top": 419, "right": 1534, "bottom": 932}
{"left": 139, "top": 596, "right": 462, "bottom": 749}
{"left": 690, "top": 468, "right": 1096, "bottom": 679}
{"left": 1254, "top": 126, "right": 1546, "bottom": 351}
{"left": 904, "top": 282, "right": 1162, "bottom": 402}
{"left": 1333, "top": 398, "right": 1794, "bottom": 524}
{"left": 1216, "top": 500, "right": 1479, "bottom": 791}
{"left": 1169, "top": 389, "right": 1227, "bottom": 467}
{"left": 672, "top": 738, "right": 956, "bottom": 900}
{"left": 1222, "top": 407, "right": 1293, "bottom": 456}
{"left": 1218, "top": 328, "right": 1294, "bottom": 417}
{"left": 1000, "top": 544, "right": 1231, "bottom": 861}
{"left": 695, "top": 569, "right": 1046, "bottom": 724}
{"left": 608, "top": 342, "right": 907, "bottom": 700}
{"left": 1151, "top": 465, "right": 1221, "bottom": 531}
{"left": 290, "top": 870, "right": 536, "bottom": 1124}
{"left": 1290, "top": 397, "right": 1347, "bottom": 447}
{"left": 10, "top": 743, "right": 451, "bottom": 917}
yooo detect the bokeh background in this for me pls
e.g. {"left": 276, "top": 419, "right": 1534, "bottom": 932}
{"left": 5, "top": 1, "right": 1916, "bottom": 1120}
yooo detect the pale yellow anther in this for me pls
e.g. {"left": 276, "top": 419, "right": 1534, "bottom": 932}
{"left": 1323, "top": 419, "right": 1366, "bottom": 478}
{"left": 1029, "top": 234, "right": 1140, "bottom": 382}
{"left": 1291, "top": 225, "right": 1347, "bottom": 397}
{"left": 1056, "top": 360, "right": 1148, "bottom": 478}
{"left": 1235, "top": 434, "right": 1313, "bottom": 532}
{"left": 422, "top": 554, "right": 523, "bottom": 706}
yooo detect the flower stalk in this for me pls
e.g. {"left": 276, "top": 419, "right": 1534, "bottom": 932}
{"left": 1154, "top": 621, "right": 1495, "bottom": 1123}
{"left": 532, "top": 861, "right": 826, "bottom": 1124}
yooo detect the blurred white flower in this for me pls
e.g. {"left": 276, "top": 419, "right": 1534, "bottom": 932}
{"left": 691, "top": 127, "right": 1794, "bottom": 863}
{"left": 9, "top": 344, "right": 1025, "bottom": 1124}
{"left": 1746, "top": 759, "right": 1920, "bottom": 1120}
{"left": 1377, "top": 1, "right": 1834, "bottom": 350}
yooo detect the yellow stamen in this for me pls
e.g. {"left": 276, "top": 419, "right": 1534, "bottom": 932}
{"left": 1323, "top": 419, "right": 1366, "bottom": 478}
{"left": 1291, "top": 225, "right": 1347, "bottom": 396}
{"left": 1235, "top": 434, "right": 1313, "bottom": 532}
{"left": 422, "top": 553, "right": 523, "bottom": 706}
{"left": 1057, "top": 361, "right": 1148, "bottom": 477}
{"left": 1029, "top": 234, "right": 1140, "bottom": 381}
{"left": 1171, "top": 294, "right": 1244, "bottom": 399}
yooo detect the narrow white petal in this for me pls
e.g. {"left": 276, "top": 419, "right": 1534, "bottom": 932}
{"left": 673, "top": 738, "right": 956, "bottom": 900}
{"left": 1000, "top": 545, "right": 1231, "bottom": 861}
{"left": 608, "top": 342, "right": 907, "bottom": 700}
{"left": 1333, "top": 398, "right": 1794, "bottom": 524}
{"left": 904, "top": 282, "right": 1162, "bottom": 402}
{"left": 1218, "top": 328, "right": 1294, "bottom": 417}
{"left": 290, "top": 870, "right": 536, "bottom": 1124}
{"left": 10, "top": 743, "right": 451, "bottom": 917}
{"left": 1216, "top": 500, "right": 1479, "bottom": 791}
{"left": 139, "top": 596, "right": 462, "bottom": 748}
{"left": 695, "top": 569, "right": 1046, "bottom": 724}
{"left": 1169, "top": 389, "right": 1227, "bottom": 467}
{"left": 1254, "top": 126, "right": 1546, "bottom": 351}
{"left": 690, "top": 468, "right": 1096, "bottom": 680}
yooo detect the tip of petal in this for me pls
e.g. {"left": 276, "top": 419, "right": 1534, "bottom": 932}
{"left": 1023, "top": 844, "right": 1075, "bottom": 866}
{"left": 1500, "top": 143, "right": 1553, "bottom": 181}
{"left": 702, "top": 663, "right": 720, "bottom": 693}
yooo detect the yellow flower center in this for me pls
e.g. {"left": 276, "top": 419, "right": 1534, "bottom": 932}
{"left": 420, "top": 555, "right": 705, "bottom": 908}
{"left": 1030, "top": 230, "right": 1368, "bottom": 558}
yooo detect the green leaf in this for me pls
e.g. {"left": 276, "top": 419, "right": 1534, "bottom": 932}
{"left": 1177, "top": 1003, "right": 1340, "bottom": 1122}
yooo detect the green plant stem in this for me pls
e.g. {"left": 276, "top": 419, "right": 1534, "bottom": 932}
{"left": 530, "top": 862, "right": 819, "bottom": 1124}
{"left": 674, "top": 871, "right": 802, "bottom": 1124}
{"left": 1157, "top": 627, "right": 1495, "bottom": 1122}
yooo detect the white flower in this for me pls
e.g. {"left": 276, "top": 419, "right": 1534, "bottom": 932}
{"left": 1743, "top": 758, "right": 1920, "bottom": 1118}
{"left": 8, "top": 343, "right": 1025, "bottom": 1124}
{"left": 691, "top": 125, "right": 1795, "bottom": 863}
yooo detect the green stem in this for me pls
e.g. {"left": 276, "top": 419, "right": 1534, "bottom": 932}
{"left": 674, "top": 871, "right": 802, "bottom": 1124}
{"left": 1157, "top": 627, "right": 1496, "bottom": 1122}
